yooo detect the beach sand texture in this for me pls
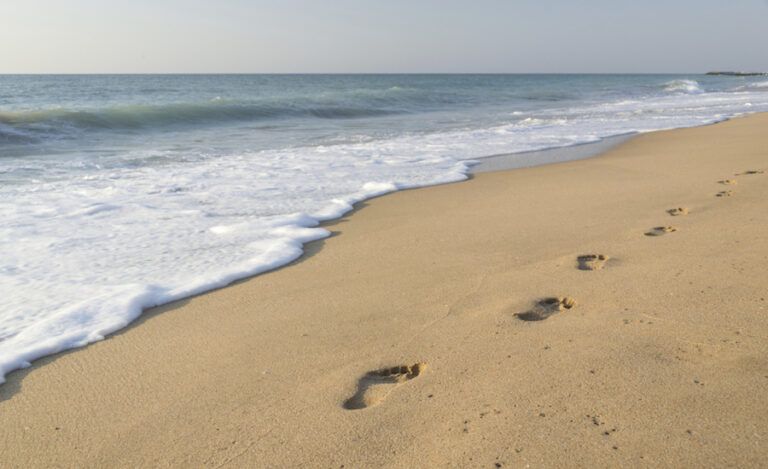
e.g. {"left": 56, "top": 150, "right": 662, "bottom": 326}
{"left": 2, "top": 114, "right": 767, "bottom": 468}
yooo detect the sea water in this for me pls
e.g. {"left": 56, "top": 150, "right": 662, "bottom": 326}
{"left": 2, "top": 74, "right": 768, "bottom": 382}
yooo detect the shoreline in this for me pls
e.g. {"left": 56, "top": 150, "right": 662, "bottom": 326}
{"left": 469, "top": 133, "right": 635, "bottom": 173}
{"left": 3, "top": 113, "right": 768, "bottom": 467}
{"left": 0, "top": 117, "right": 706, "bottom": 385}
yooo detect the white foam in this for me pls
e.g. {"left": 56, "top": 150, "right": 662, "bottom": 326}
{"left": 664, "top": 79, "right": 704, "bottom": 94}
{"left": 2, "top": 83, "right": 768, "bottom": 384}
{"left": 747, "top": 80, "right": 768, "bottom": 89}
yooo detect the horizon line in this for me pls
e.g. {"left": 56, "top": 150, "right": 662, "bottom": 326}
{"left": 0, "top": 71, "right": 741, "bottom": 76}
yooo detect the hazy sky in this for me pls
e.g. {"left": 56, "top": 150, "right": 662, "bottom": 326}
{"left": 1, "top": 0, "right": 766, "bottom": 73}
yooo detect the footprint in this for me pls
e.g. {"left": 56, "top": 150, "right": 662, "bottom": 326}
{"left": 737, "top": 170, "right": 764, "bottom": 175}
{"left": 343, "top": 363, "right": 426, "bottom": 410}
{"left": 577, "top": 254, "right": 609, "bottom": 271}
{"left": 718, "top": 179, "right": 738, "bottom": 185}
{"left": 645, "top": 226, "right": 677, "bottom": 236}
{"left": 667, "top": 207, "right": 689, "bottom": 216}
{"left": 516, "top": 297, "right": 576, "bottom": 321}
{"left": 716, "top": 190, "right": 734, "bottom": 198}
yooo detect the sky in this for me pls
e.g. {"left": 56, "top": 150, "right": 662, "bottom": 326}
{"left": 1, "top": 0, "right": 766, "bottom": 73}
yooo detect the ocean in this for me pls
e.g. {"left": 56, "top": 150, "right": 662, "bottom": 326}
{"left": 2, "top": 74, "right": 768, "bottom": 382}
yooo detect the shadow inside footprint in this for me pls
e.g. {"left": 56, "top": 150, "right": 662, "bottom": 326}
{"left": 577, "top": 254, "right": 609, "bottom": 271}
{"left": 645, "top": 226, "right": 677, "bottom": 236}
{"left": 718, "top": 179, "right": 738, "bottom": 185}
{"left": 516, "top": 297, "right": 576, "bottom": 321}
{"left": 343, "top": 363, "right": 426, "bottom": 410}
{"left": 738, "top": 170, "right": 764, "bottom": 175}
{"left": 716, "top": 190, "right": 733, "bottom": 198}
{"left": 667, "top": 207, "right": 689, "bottom": 216}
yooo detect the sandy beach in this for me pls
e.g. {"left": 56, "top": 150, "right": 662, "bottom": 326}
{"left": 3, "top": 113, "right": 768, "bottom": 467}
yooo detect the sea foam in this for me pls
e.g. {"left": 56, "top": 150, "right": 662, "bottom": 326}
{"left": 747, "top": 80, "right": 768, "bottom": 89}
{"left": 664, "top": 79, "right": 704, "bottom": 94}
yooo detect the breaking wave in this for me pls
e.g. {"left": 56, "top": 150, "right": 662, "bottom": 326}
{"left": 0, "top": 101, "right": 402, "bottom": 139}
{"left": 663, "top": 79, "right": 704, "bottom": 94}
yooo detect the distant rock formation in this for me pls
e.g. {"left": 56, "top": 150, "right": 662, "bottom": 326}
{"left": 706, "top": 71, "right": 767, "bottom": 77}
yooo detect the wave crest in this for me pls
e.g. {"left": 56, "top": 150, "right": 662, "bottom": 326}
{"left": 745, "top": 80, "right": 768, "bottom": 89}
{"left": 663, "top": 79, "right": 704, "bottom": 94}
{"left": 0, "top": 101, "right": 402, "bottom": 142}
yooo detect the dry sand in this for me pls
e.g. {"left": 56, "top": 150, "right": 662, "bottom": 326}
{"left": 2, "top": 114, "right": 768, "bottom": 468}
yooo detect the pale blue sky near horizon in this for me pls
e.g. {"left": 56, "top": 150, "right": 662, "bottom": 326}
{"left": 1, "top": 0, "right": 766, "bottom": 73}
